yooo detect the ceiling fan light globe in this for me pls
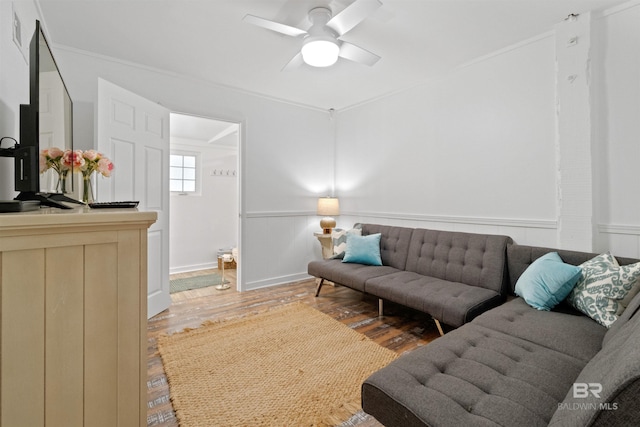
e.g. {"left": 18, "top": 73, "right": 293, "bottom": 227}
{"left": 301, "top": 39, "right": 339, "bottom": 67}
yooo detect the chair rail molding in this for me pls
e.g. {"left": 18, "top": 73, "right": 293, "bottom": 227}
{"left": 340, "top": 211, "right": 557, "bottom": 229}
{"left": 245, "top": 210, "right": 316, "bottom": 218}
{"left": 598, "top": 224, "right": 640, "bottom": 235}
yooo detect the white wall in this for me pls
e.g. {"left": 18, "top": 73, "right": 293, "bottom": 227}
{"left": 594, "top": 2, "right": 640, "bottom": 257}
{"left": 336, "top": 34, "right": 559, "bottom": 247}
{"left": 169, "top": 135, "right": 239, "bottom": 273}
{"left": 334, "top": 1, "right": 640, "bottom": 259}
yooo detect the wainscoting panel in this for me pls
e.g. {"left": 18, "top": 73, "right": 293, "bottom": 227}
{"left": 240, "top": 211, "right": 564, "bottom": 292}
{"left": 238, "top": 216, "right": 640, "bottom": 290}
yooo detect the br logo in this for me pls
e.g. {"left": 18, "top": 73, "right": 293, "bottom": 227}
{"left": 573, "top": 383, "right": 603, "bottom": 398}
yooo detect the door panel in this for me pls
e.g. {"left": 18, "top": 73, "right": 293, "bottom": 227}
{"left": 145, "top": 147, "right": 163, "bottom": 209}
{"left": 147, "top": 230, "right": 164, "bottom": 300}
{"left": 110, "top": 138, "right": 136, "bottom": 201}
{"left": 98, "top": 78, "right": 170, "bottom": 318}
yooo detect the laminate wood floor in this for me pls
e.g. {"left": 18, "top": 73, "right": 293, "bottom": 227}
{"left": 147, "top": 270, "right": 441, "bottom": 426}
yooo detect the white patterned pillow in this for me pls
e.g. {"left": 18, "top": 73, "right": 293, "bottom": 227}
{"left": 567, "top": 252, "right": 640, "bottom": 328}
{"left": 332, "top": 227, "right": 362, "bottom": 256}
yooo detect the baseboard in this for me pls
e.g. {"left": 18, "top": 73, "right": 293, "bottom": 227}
{"left": 243, "top": 273, "right": 313, "bottom": 291}
{"left": 170, "top": 262, "right": 217, "bottom": 275}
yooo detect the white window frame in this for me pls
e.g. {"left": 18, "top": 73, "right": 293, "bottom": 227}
{"left": 170, "top": 151, "right": 201, "bottom": 195}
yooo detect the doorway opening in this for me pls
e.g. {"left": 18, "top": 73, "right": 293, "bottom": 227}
{"left": 168, "top": 113, "right": 240, "bottom": 297}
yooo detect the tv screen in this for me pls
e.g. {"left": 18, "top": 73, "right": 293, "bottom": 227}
{"left": 16, "top": 20, "right": 79, "bottom": 208}
{"left": 36, "top": 22, "right": 73, "bottom": 193}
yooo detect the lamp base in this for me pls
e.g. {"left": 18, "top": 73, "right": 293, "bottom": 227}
{"left": 320, "top": 217, "right": 336, "bottom": 235}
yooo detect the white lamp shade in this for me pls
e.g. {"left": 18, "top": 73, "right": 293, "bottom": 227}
{"left": 317, "top": 197, "right": 340, "bottom": 216}
{"left": 301, "top": 38, "right": 340, "bottom": 67}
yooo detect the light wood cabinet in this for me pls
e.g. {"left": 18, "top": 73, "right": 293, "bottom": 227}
{"left": 0, "top": 208, "right": 157, "bottom": 427}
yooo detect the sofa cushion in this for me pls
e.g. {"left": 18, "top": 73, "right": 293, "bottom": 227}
{"left": 366, "top": 271, "right": 502, "bottom": 327}
{"left": 363, "top": 322, "right": 589, "bottom": 427}
{"left": 567, "top": 252, "right": 640, "bottom": 328}
{"left": 361, "top": 224, "right": 414, "bottom": 270}
{"left": 514, "top": 252, "right": 582, "bottom": 311}
{"left": 307, "top": 259, "right": 400, "bottom": 292}
{"left": 549, "top": 292, "right": 640, "bottom": 426}
{"left": 472, "top": 298, "right": 606, "bottom": 362}
{"left": 405, "top": 229, "right": 512, "bottom": 294}
{"left": 343, "top": 233, "right": 382, "bottom": 266}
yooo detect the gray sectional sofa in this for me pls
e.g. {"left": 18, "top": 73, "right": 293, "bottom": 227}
{"left": 362, "top": 244, "right": 640, "bottom": 426}
{"left": 308, "top": 224, "right": 513, "bottom": 332}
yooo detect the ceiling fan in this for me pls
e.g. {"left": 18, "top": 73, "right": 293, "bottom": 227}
{"left": 243, "top": 0, "right": 382, "bottom": 70}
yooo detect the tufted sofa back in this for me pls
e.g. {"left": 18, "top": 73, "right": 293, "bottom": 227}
{"left": 405, "top": 229, "right": 512, "bottom": 293}
{"left": 506, "top": 244, "right": 640, "bottom": 295}
{"left": 360, "top": 224, "right": 414, "bottom": 270}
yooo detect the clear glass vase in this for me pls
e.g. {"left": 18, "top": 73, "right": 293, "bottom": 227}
{"left": 56, "top": 170, "right": 69, "bottom": 194}
{"left": 82, "top": 174, "right": 94, "bottom": 204}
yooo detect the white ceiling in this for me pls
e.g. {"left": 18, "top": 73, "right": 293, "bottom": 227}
{"left": 38, "top": 0, "right": 627, "bottom": 111}
{"left": 170, "top": 113, "right": 239, "bottom": 147}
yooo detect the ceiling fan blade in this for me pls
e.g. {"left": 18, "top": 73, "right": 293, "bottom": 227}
{"left": 282, "top": 52, "right": 305, "bottom": 71}
{"left": 327, "top": 0, "right": 382, "bottom": 36}
{"left": 243, "top": 14, "right": 307, "bottom": 37}
{"left": 339, "top": 41, "right": 380, "bottom": 66}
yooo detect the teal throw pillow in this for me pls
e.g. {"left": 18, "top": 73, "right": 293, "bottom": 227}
{"left": 567, "top": 253, "right": 640, "bottom": 327}
{"left": 515, "top": 252, "right": 582, "bottom": 311}
{"left": 342, "top": 233, "right": 382, "bottom": 266}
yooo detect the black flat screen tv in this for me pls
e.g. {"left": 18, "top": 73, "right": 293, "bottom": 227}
{"left": 15, "top": 20, "right": 81, "bottom": 208}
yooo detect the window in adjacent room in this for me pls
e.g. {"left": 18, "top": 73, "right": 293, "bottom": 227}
{"left": 170, "top": 152, "right": 200, "bottom": 194}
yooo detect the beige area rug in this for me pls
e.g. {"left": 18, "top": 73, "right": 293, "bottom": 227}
{"left": 157, "top": 303, "right": 398, "bottom": 426}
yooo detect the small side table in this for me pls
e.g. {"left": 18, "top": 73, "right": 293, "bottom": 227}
{"left": 216, "top": 255, "right": 231, "bottom": 291}
{"left": 314, "top": 232, "right": 334, "bottom": 259}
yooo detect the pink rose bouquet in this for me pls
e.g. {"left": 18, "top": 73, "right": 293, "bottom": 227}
{"left": 39, "top": 146, "right": 65, "bottom": 174}
{"left": 97, "top": 157, "right": 114, "bottom": 177}
{"left": 39, "top": 147, "right": 114, "bottom": 201}
{"left": 80, "top": 150, "right": 114, "bottom": 203}
{"left": 40, "top": 147, "right": 72, "bottom": 192}
{"left": 81, "top": 150, "right": 114, "bottom": 178}
{"left": 62, "top": 150, "right": 85, "bottom": 172}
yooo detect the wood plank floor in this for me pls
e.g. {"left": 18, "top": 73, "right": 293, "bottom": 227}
{"left": 147, "top": 270, "right": 443, "bottom": 426}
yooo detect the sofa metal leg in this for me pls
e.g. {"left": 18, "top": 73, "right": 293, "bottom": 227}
{"left": 315, "top": 278, "right": 325, "bottom": 297}
{"left": 434, "top": 318, "right": 445, "bottom": 336}
{"left": 378, "top": 299, "right": 384, "bottom": 317}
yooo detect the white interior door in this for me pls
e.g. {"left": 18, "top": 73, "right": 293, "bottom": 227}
{"left": 97, "top": 78, "right": 171, "bottom": 318}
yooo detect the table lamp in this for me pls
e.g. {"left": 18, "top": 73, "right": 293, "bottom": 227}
{"left": 317, "top": 197, "right": 339, "bottom": 234}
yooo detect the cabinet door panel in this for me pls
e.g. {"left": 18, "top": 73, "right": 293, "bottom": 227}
{"left": 45, "top": 245, "right": 84, "bottom": 425}
{"left": 117, "top": 230, "right": 142, "bottom": 426}
{"left": 1, "top": 250, "right": 45, "bottom": 426}
{"left": 84, "top": 242, "right": 118, "bottom": 427}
